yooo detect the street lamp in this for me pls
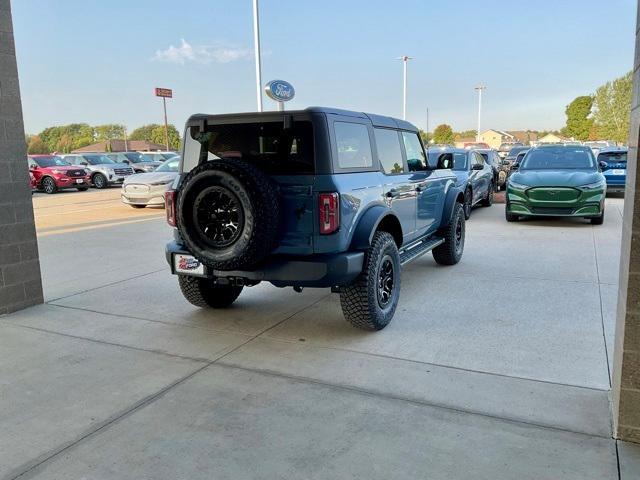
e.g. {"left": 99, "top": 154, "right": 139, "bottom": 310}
{"left": 252, "top": 0, "right": 263, "bottom": 112}
{"left": 475, "top": 84, "right": 486, "bottom": 142}
{"left": 397, "top": 56, "right": 413, "bottom": 120}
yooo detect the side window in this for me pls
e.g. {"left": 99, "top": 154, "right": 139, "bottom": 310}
{"left": 401, "top": 132, "right": 427, "bottom": 171}
{"left": 334, "top": 122, "right": 373, "bottom": 169}
{"left": 374, "top": 128, "right": 404, "bottom": 174}
{"left": 453, "top": 152, "right": 467, "bottom": 170}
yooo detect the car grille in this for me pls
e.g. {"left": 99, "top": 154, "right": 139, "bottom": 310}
{"left": 68, "top": 169, "right": 86, "bottom": 177}
{"left": 526, "top": 187, "right": 580, "bottom": 201}
{"left": 114, "top": 168, "right": 134, "bottom": 176}
{"left": 124, "top": 184, "right": 150, "bottom": 193}
{"left": 531, "top": 207, "right": 575, "bottom": 215}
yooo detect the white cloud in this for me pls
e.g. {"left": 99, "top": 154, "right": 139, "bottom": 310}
{"left": 153, "top": 39, "right": 253, "bottom": 64}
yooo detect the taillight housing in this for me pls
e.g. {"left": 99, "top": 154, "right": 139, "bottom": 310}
{"left": 319, "top": 192, "right": 339, "bottom": 235}
{"left": 165, "top": 190, "right": 177, "bottom": 227}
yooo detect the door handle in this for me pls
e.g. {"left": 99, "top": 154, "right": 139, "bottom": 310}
{"left": 386, "top": 190, "right": 400, "bottom": 198}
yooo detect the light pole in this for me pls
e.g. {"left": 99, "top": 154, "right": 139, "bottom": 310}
{"left": 398, "top": 56, "right": 412, "bottom": 120}
{"left": 475, "top": 84, "right": 486, "bottom": 142}
{"left": 252, "top": 0, "right": 263, "bottom": 112}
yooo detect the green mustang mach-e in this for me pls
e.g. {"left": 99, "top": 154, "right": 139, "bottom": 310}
{"left": 505, "top": 144, "right": 606, "bottom": 225}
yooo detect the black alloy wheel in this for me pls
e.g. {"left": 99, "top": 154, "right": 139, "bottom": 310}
{"left": 377, "top": 255, "right": 395, "bottom": 308}
{"left": 193, "top": 186, "right": 244, "bottom": 249}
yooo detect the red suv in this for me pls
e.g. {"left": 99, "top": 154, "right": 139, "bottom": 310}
{"left": 27, "top": 155, "right": 91, "bottom": 194}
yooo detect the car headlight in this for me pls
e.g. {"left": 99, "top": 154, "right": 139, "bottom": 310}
{"left": 84, "top": 169, "right": 91, "bottom": 175}
{"left": 508, "top": 180, "right": 528, "bottom": 190}
{"left": 51, "top": 169, "right": 63, "bottom": 174}
{"left": 580, "top": 180, "right": 606, "bottom": 190}
{"left": 149, "top": 180, "right": 172, "bottom": 186}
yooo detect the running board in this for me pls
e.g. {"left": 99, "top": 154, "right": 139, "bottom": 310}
{"left": 399, "top": 237, "right": 445, "bottom": 265}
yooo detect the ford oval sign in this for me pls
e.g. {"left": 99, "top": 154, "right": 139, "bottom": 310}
{"left": 265, "top": 80, "right": 295, "bottom": 102}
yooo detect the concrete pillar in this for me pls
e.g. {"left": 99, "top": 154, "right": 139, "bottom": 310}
{"left": 0, "top": 0, "right": 43, "bottom": 313}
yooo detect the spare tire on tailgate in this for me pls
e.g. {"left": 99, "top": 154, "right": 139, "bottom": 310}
{"left": 176, "top": 158, "right": 280, "bottom": 271}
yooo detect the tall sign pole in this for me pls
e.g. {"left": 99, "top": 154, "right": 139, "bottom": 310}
{"left": 253, "top": 0, "right": 263, "bottom": 112}
{"left": 397, "top": 56, "right": 413, "bottom": 120}
{"left": 475, "top": 84, "right": 486, "bottom": 142}
{"left": 154, "top": 87, "right": 173, "bottom": 150}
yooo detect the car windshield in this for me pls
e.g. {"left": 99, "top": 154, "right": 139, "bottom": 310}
{"left": 598, "top": 151, "right": 627, "bottom": 164}
{"left": 183, "top": 120, "right": 315, "bottom": 174}
{"left": 124, "top": 152, "right": 152, "bottom": 163}
{"left": 85, "top": 155, "right": 115, "bottom": 165}
{"left": 520, "top": 147, "right": 595, "bottom": 170}
{"left": 508, "top": 146, "right": 529, "bottom": 156}
{"left": 156, "top": 158, "right": 180, "bottom": 172}
{"left": 33, "top": 156, "right": 69, "bottom": 167}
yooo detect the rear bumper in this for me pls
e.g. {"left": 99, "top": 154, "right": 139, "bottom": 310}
{"left": 165, "top": 241, "right": 364, "bottom": 288}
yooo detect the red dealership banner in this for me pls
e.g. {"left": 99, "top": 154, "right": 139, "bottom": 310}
{"left": 154, "top": 87, "right": 173, "bottom": 98}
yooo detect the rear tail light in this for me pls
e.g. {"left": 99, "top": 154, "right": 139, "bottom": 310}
{"left": 319, "top": 192, "right": 339, "bottom": 235}
{"left": 165, "top": 190, "right": 177, "bottom": 227}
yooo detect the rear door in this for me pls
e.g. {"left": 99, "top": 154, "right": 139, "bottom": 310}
{"left": 370, "top": 126, "right": 416, "bottom": 240}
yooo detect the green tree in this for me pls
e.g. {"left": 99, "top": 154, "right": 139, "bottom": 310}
{"left": 38, "top": 123, "right": 95, "bottom": 152}
{"left": 129, "top": 123, "right": 181, "bottom": 150}
{"left": 593, "top": 71, "right": 632, "bottom": 143}
{"left": 95, "top": 124, "right": 125, "bottom": 141}
{"left": 26, "top": 134, "right": 48, "bottom": 154}
{"left": 432, "top": 124, "right": 454, "bottom": 144}
{"left": 454, "top": 129, "right": 477, "bottom": 140}
{"left": 562, "top": 96, "right": 593, "bottom": 141}
{"left": 419, "top": 129, "right": 431, "bottom": 144}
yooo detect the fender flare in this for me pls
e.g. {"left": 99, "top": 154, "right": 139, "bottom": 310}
{"left": 439, "top": 185, "right": 465, "bottom": 229}
{"left": 349, "top": 205, "right": 402, "bottom": 251}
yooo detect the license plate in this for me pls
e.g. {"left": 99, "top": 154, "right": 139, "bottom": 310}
{"left": 76, "top": 179, "right": 84, "bottom": 184}
{"left": 611, "top": 169, "right": 625, "bottom": 175}
{"left": 174, "top": 254, "right": 205, "bottom": 276}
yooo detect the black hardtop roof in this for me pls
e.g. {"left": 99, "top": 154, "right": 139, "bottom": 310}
{"left": 186, "top": 107, "right": 418, "bottom": 133}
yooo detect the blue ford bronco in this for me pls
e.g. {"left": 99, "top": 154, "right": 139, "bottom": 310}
{"left": 165, "top": 107, "right": 466, "bottom": 330}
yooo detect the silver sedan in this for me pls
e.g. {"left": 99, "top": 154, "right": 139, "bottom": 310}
{"left": 121, "top": 157, "right": 179, "bottom": 208}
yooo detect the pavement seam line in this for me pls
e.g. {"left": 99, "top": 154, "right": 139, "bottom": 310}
{"left": 257, "top": 334, "right": 612, "bottom": 393}
{"left": 3, "top": 322, "right": 232, "bottom": 363}
{"left": 45, "top": 268, "right": 166, "bottom": 303}
{"left": 592, "top": 224, "right": 613, "bottom": 388}
{"left": 212, "top": 361, "right": 613, "bottom": 440}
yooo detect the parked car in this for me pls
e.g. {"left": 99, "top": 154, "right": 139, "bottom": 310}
{"left": 597, "top": 147, "right": 627, "bottom": 193}
{"left": 140, "top": 151, "right": 178, "bottom": 162}
{"left": 506, "top": 149, "right": 529, "bottom": 180}
{"left": 498, "top": 142, "right": 524, "bottom": 159}
{"left": 104, "top": 152, "right": 161, "bottom": 173}
{"left": 121, "top": 156, "right": 180, "bottom": 208}
{"left": 427, "top": 147, "right": 494, "bottom": 219}
{"left": 27, "top": 155, "right": 92, "bottom": 194}
{"left": 505, "top": 145, "right": 605, "bottom": 224}
{"left": 164, "top": 107, "right": 466, "bottom": 330}
{"left": 503, "top": 145, "right": 530, "bottom": 170}
{"left": 475, "top": 148, "right": 505, "bottom": 190}
{"left": 29, "top": 171, "right": 36, "bottom": 193}
{"left": 61, "top": 153, "right": 134, "bottom": 189}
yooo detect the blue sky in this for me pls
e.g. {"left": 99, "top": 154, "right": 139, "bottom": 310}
{"left": 12, "top": 0, "right": 637, "bottom": 135}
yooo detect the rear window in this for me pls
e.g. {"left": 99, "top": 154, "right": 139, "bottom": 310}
{"left": 598, "top": 151, "right": 627, "bottom": 164}
{"left": 334, "top": 122, "right": 373, "bottom": 170}
{"left": 183, "top": 121, "right": 314, "bottom": 174}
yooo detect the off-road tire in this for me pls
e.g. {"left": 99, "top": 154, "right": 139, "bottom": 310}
{"left": 340, "top": 231, "right": 400, "bottom": 331}
{"left": 92, "top": 173, "right": 108, "bottom": 189}
{"left": 42, "top": 177, "right": 57, "bottom": 194}
{"left": 590, "top": 210, "right": 605, "bottom": 225}
{"left": 481, "top": 182, "right": 493, "bottom": 207}
{"left": 505, "top": 204, "right": 518, "bottom": 222}
{"left": 463, "top": 188, "right": 472, "bottom": 220}
{"left": 433, "top": 202, "right": 465, "bottom": 265}
{"left": 177, "top": 158, "right": 280, "bottom": 271}
{"left": 178, "top": 275, "right": 243, "bottom": 308}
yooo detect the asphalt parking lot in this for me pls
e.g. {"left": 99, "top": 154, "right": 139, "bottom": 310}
{"left": 2, "top": 189, "right": 639, "bottom": 479}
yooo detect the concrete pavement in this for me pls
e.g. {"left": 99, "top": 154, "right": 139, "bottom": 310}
{"left": 1, "top": 190, "right": 638, "bottom": 479}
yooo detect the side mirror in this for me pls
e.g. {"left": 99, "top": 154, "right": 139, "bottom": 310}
{"left": 511, "top": 163, "right": 519, "bottom": 171}
{"left": 122, "top": 159, "right": 130, "bottom": 164}
{"left": 29, "top": 164, "right": 37, "bottom": 170}
{"left": 472, "top": 163, "right": 484, "bottom": 171}
{"left": 599, "top": 160, "right": 607, "bottom": 170}
{"left": 501, "top": 159, "right": 510, "bottom": 166}
{"left": 80, "top": 161, "right": 89, "bottom": 166}
{"left": 437, "top": 158, "right": 451, "bottom": 169}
